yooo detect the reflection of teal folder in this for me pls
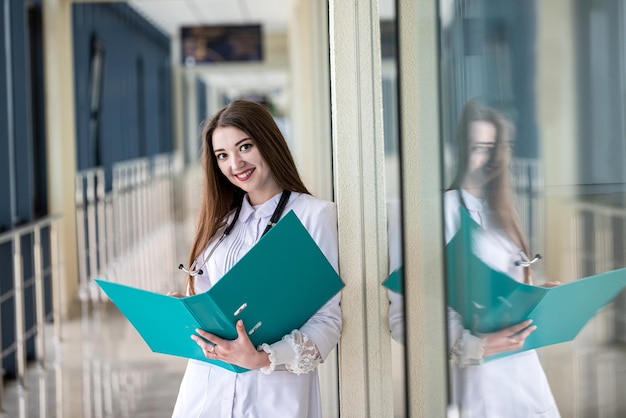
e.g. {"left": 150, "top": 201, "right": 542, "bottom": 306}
{"left": 383, "top": 267, "right": 403, "bottom": 294}
{"left": 96, "top": 210, "right": 344, "bottom": 373}
{"left": 447, "top": 208, "right": 626, "bottom": 359}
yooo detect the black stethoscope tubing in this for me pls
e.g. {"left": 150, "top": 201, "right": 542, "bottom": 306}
{"left": 178, "top": 190, "right": 291, "bottom": 276}
{"left": 457, "top": 188, "right": 541, "bottom": 268}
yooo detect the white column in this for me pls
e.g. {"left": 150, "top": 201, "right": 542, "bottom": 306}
{"left": 288, "top": 0, "right": 333, "bottom": 200}
{"left": 536, "top": 1, "right": 578, "bottom": 287}
{"left": 43, "top": 0, "right": 79, "bottom": 318}
{"left": 398, "top": 0, "right": 448, "bottom": 416}
{"left": 328, "top": 0, "right": 394, "bottom": 416}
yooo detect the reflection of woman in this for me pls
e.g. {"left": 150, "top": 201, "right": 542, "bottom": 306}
{"left": 445, "top": 99, "right": 560, "bottom": 417}
{"left": 171, "top": 100, "right": 342, "bottom": 418}
{"left": 386, "top": 197, "right": 404, "bottom": 344}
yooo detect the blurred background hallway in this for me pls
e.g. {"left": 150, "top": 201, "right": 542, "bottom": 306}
{"left": 3, "top": 0, "right": 626, "bottom": 417}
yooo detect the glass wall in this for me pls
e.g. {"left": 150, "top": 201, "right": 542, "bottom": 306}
{"left": 380, "top": 0, "right": 407, "bottom": 416}
{"left": 438, "top": 1, "right": 626, "bottom": 416}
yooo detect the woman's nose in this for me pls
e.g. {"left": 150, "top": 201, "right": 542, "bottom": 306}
{"left": 230, "top": 154, "right": 245, "bottom": 169}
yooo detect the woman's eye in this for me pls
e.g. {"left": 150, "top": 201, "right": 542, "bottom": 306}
{"left": 215, "top": 153, "right": 227, "bottom": 160}
{"left": 472, "top": 146, "right": 494, "bottom": 154}
{"left": 240, "top": 143, "right": 253, "bottom": 151}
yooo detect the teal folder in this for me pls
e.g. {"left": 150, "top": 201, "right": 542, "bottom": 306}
{"left": 446, "top": 208, "right": 626, "bottom": 360}
{"left": 96, "top": 210, "right": 344, "bottom": 373}
{"left": 383, "top": 267, "right": 404, "bottom": 294}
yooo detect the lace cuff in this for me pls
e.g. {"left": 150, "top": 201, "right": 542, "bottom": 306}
{"left": 258, "top": 330, "right": 322, "bottom": 375}
{"left": 259, "top": 343, "right": 277, "bottom": 374}
{"left": 449, "top": 329, "right": 485, "bottom": 367}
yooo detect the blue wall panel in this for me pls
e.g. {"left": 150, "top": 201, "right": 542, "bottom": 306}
{"left": 72, "top": 3, "right": 173, "bottom": 189}
{"left": 0, "top": 0, "right": 14, "bottom": 378}
{"left": 0, "top": 0, "right": 175, "bottom": 381}
{"left": 0, "top": 0, "right": 11, "bottom": 231}
{"left": 1, "top": 0, "right": 38, "bottom": 378}
{"left": 12, "top": 0, "right": 35, "bottom": 226}
{"left": 0, "top": 0, "right": 67, "bottom": 377}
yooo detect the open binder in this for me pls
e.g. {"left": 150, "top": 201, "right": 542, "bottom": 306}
{"left": 382, "top": 267, "right": 403, "bottom": 294}
{"left": 446, "top": 208, "right": 626, "bottom": 360}
{"left": 96, "top": 210, "right": 344, "bottom": 373}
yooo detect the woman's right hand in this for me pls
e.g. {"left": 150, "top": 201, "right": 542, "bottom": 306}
{"left": 481, "top": 319, "right": 536, "bottom": 357}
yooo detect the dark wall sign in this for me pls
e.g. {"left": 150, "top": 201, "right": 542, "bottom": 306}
{"left": 181, "top": 24, "right": 263, "bottom": 65}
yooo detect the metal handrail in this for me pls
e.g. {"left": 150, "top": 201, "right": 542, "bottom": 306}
{"left": 75, "top": 153, "right": 183, "bottom": 297}
{"left": 0, "top": 214, "right": 61, "bottom": 245}
{"left": 0, "top": 213, "right": 63, "bottom": 412}
{"left": 1, "top": 152, "right": 186, "bottom": 414}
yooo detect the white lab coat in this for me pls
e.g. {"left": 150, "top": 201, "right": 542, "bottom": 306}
{"left": 386, "top": 197, "right": 405, "bottom": 344}
{"left": 444, "top": 189, "right": 560, "bottom": 418}
{"left": 172, "top": 192, "right": 342, "bottom": 418}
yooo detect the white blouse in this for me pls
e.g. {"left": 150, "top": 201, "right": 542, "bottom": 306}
{"left": 444, "top": 189, "right": 560, "bottom": 418}
{"left": 172, "top": 192, "right": 342, "bottom": 418}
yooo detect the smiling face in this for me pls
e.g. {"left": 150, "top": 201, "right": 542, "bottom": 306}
{"left": 462, "top": 120, "right": 498, "bottom": 197}
{"left": 211, "top": 125, "right": 282, "bottom": 205}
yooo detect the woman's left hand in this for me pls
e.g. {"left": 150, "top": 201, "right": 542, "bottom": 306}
{"left": 192, "top": 320, "right": 271, "bottom": 370}
{"left": 541, "top": 281, "right": 561, "bottom": 288}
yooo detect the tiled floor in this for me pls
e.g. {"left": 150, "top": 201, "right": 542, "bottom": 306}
{"left": 2, "top": 301, "right": 187, "bottom": 418}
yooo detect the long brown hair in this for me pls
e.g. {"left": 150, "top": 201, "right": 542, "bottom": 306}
{"left": 186, "top": 99, "right": 311, "bottom": 294}
{"left": 448, "top": 99, "right": 532, "bottom": 283}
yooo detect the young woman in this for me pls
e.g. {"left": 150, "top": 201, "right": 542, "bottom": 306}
{"left": 171, "top": 99, "right": 341, "bottom": 418}
{"left": 444, "top": 99, "right": 560, "bottom": 417}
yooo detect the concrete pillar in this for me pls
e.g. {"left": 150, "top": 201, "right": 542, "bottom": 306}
{"left": 42, "top": 0, "right": 79, "bottom": 318}
{"left": 398, "top": 0, "right": 448, "bottom": 416}
{"left": 328, "top": 0, "right": 394, "bottom": 416}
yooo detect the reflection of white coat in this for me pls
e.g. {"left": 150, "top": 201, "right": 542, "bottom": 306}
{"left": 172, "top": 192, "right": 342, "bottom": 418}
{"left": 444, "top": 190, "right": 560, "bottom": 418}
{"left": 387, "top": 197, "right": 405, "bottom": 343}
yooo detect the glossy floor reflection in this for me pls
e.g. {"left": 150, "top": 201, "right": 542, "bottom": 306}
{"left": 5, "top": 298, "right": 626, "bottom": 417}
{"left": 538, "top": 306, "right": 626, "bottom": 418}
{"left": 2, "top": 302, "right": 187, "bottom": 418}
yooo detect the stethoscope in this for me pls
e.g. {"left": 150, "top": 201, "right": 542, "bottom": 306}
{"left": 178, "top": 190, "right": 291, "bottom": 276}
{"left": 514, "top": 253, "right": 542, "bottom": 267}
